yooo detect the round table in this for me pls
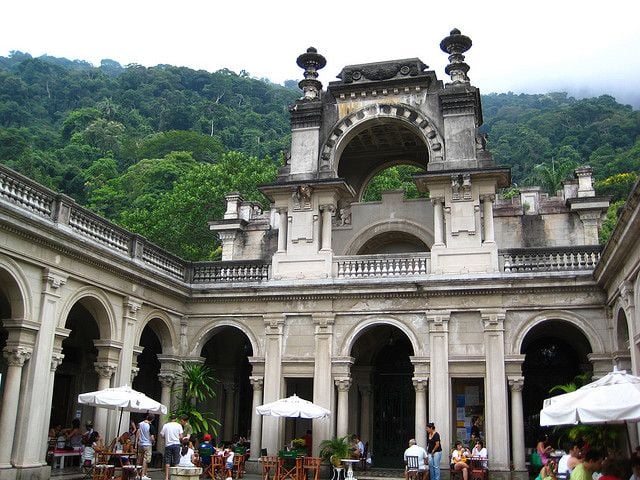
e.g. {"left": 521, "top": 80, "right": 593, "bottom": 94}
{"left": 341, "top": 459, "right": 360, "bottom": 480}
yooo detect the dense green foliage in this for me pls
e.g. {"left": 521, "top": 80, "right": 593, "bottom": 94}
{"left": 0, "top": 52, "right": 638, "bottom": 259}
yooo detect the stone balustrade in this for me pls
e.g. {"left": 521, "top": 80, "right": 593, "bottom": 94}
{"left": 500, "top": 246, "right": 602, "bottom": 273}
{"left": 334, "top": 253, "right": 431, "bottom": 278}
{"left": 191, "top": 261, "right": 270, "bottom": 283}
{"left": 0, "top": 166, "right": 54, "bottom": 217}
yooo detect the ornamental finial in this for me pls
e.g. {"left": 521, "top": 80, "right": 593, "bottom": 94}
{"left": 296, "top": 47, "right": 326, "bottom": 100}
{"left": 440, "top": 28, "right": 472, "bottom": 84}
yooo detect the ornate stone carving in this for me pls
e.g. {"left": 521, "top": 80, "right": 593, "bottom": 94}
{"left": 412, "top": 378, "right": 429, "bottom": 392}
{"left": 337, "top": 59, "right": 428, "bottom": 84}
{"left": 43, "top": 268, "right": 67, "bottom": 290}
{"left": 451, "top": 173, "right": 472, "bottom": 201}
{"left": 335, "top": 205, "right": 352, "bottom": 227}
{"left": 292, "top": 185, "right": 313, "bottom": 211}
{"left": 94, "top": 362, "right": 117, "bottom": 379}
{"left": 158, "top": 371, "right": 176, "bottom": 388}
{"left": 296, "top": 47, "right": 326, "bottom": 100}
{"left": 334, "top": 378, "right": 352, "bottom": 391}
{"left": 130, "top": 366, "right": 140, "bottom": 384}
{"left": 51, "top": 352, "right": 65, "bottom": 372}
{"left": 3, "top": 346, "right": 33, "bottom": 366}
{"left": 440, "top": 29, "right": 472, "bottom": 84}
{"left": 620, "top": 280, "right": 635, "bottom": 309}
{"left": 249, "top": 376, "right": 264, "bottom": 391}
{"left": 508, "top": 377, "right": 524, "bottom": 392}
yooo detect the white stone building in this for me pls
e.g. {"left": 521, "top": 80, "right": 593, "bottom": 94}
{"left": 0, "top": 30, "right": 638, "bottom": 480}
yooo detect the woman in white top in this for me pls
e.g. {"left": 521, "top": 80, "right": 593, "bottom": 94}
{"left": 471, "top": 441, "right": 488, "bottom": 468}
{"left": 178, "top": 438, "right": 195, "bottom": 467}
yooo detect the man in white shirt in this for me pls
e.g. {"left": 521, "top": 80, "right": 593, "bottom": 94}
{"left": 557, "top": 441, "right": 581, "bottom": 478}
{"left": 404, "top": 438, "right": 428, "bottom": 480}
{"left": 160, "top": 414, "right": 183, "bottom": 480}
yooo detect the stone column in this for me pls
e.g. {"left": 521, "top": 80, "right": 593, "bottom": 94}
{"left": 320, "top": 205, "right": 335, "bottom": 252}
{"left": 94, "top": 362, "right": 117, "bottom": 436}
{"left": 158, "top": 371, "right": 176, "bottom": 452}
{"left": 427, "top": 310, "right": 450, "bottom": 469}
{"left": 358, "top": 385, "right": 372, "bottom": 447}
{"left": 116, "top": 297, "right": 142, "bottom": 388}
{"left": 277, "top": 208, "right": 288, "bottom": 253}
{"left": 413, "top": 378, "right": 428, "bottom": 449}
{"left": 0, "top": 346, "right": 32, "bottom": 467}
{"left": 313, "top": 313, "right": 334, "bottom": 455}
{"left": 620, "top": 281, "right": 638, "bottom": 375}
{"left": 482, "top": 310, "right": 509, "bottom": 472}
{"left": 249, "top": 377, "right": 264, "bottom": 460}
{"left": 13, "top": 268, "right": 67, "bottom": 469}
{"left": 481, "top": 194, "right": 495, "bottom": 244}
{"left": 39, "top": 345, "right": 66, "bottom": 462}
{"left": 223, "top": 382, "right": 236, "bottom": 441}
{"left": 262, "top": 314, "right": 284, "bottom": 456}
{"left": 335, "top": 378, "right": 351, "bottom": 438}
{"left": 431, "top": 198, "right": 445, "bottom": 246}
{"left": 509, "top": 377, "right": 526, "bottom": 472}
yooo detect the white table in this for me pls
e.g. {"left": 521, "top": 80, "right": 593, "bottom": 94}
{"left": 50, "top": 450, "right": 82, "bottom": 468}
{"left": 341, "top": 459, "right": 359, "bottom": 480}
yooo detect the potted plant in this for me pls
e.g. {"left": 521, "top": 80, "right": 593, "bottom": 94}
{"left": 319, "top": 436, "right": 351, "bottom": 467}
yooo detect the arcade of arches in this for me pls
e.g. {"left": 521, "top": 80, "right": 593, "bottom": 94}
{"left": 1, "top": 37, "right": 640, "bottom": 480}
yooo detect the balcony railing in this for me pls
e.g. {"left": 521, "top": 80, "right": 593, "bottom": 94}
{"left": 334, "top": 253, "right": 431, "bottom": 278}
{"left": 499, "top": 246, "right": 601, "bottom": 273}
{"left": 192, "top": 261, "right": 270, "bottom": 283}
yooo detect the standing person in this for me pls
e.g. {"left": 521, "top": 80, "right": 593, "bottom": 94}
{"left": 303, "top": 430, "right": 313, "bottom": 457}
{"left": 404, "top": 438, "right": 428, "bottom": 480}
{"left": 570, "top": 449, "right": 603, "bottom": 480}
{"left": 426, "top": 423, "right": 442, "bottom": 480}
{"left": 180, "top": 416, "right": 193, "bottom": 438}
{"left": 537, "top": 435, "right": 553, "bottom": 466}
{"left": 160, "top": 414, "right": 184, "bottom": 480}
{"left": 137, "top": 414, "right": 155, "bottom": 480}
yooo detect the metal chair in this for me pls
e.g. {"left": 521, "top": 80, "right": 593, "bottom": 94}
{"left": 406, "top": 455, "right": 421, "bottom": 480}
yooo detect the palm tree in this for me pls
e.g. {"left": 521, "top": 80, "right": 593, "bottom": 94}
{"left": 533, "top": 159, "right": 578, "bottom": 195}
{"left": 173, "top": 362, "right": 221, "bottom": 435}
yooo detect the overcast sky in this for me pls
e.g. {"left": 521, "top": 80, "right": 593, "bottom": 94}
{"left": 3, "top": 0, "right": 640, "bottom": 106}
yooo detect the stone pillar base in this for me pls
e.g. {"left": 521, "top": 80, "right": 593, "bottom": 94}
{"left": 0, "top": 465, "right": 50, "bottom": 480}
{"left": 169, "top": 466, "right": 202, "bottom": 480}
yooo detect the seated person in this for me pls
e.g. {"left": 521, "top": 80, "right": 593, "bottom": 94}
{"left": 81, "top": 431, "right": 101, "bottom": 466}
{"left": 199, "top": 434, "right": 215, "bottom": 467}
{"left": 451, "top": 442, "right": 471, "bottom": 480}
{"left": 471, "top": 440, "right": 488, "bottom": 468}
{"left": 404, "top": 438, "right": 428, "bottom": 480}
{"left": 537, "top": 459, "right": 558, "bottom": 480}
{"left": 178, "top": 437, "right": 196, "bottom": 467}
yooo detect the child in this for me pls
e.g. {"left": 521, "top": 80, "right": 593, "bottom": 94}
{"left": 178, "top": 437, "right": 195, "bottom": 467}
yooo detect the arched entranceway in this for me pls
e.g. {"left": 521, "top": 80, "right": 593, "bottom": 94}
{"left": 521, "top": 320, "right": 592, "bottom": 447}
{"left": 53, "top": 302, "right": 100, "bottom": 428}
{"left": 351, "top": 324, "right": 415, "bottom": 467}
{"left": 200, "top": 326, "right": 253, "bottom": 443}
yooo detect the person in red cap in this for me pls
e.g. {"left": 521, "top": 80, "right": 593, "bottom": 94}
{"left": 198, "top": 434, "right": 216, "bottom": 473}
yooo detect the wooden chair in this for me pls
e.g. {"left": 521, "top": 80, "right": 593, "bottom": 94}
{"left": 211, "top": 455, "right": 225, "bottom": 480}
{"left": 233, "top": 453, "right": 246, "bottom": 479}
{"left": 405, "top": 456, "right": 421, "bottom": 480}
{"left": 359, "top": 442, "right": 369, "bottom": 471}
{"left": 277, "top": 455, "right": 301, "bottom": 480}
{"left": 261, "top": 456, "right": 279, "bottom": 480}
{"left": 302, "top": 457, "right": 322, "bottom": 480}
{"left": 469, "top": 457, "right": 488, "bottom": 480}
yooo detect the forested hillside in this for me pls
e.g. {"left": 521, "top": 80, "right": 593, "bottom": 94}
{"left": 0, "top": 52, "right": 638, "bottom": 259}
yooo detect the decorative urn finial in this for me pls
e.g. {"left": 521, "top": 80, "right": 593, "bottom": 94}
{"left": 296, "top": 47, "right": 326, "bottom": 100}
{"left": 440, "top": 28, "right": 472, "bottom": 84}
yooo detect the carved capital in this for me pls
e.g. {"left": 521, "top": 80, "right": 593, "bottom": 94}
{"left": 158, "top": 371, "right": 177, "bottom": 388}
{"left": 430, "top": 197, "right": 445, "bottom": 207}
{"left": 412, "top": 377, "right": 429, "bottom": 392}
{"left": 249, "top": 376, "right": 264, "bottom": 391}
{"left": 223, "top": 382, "right": 237, "bottom": 394}
{"left": 264, "top": 314, "right": 285, "bottom": 335}
{"left": 130, "top": 366, "right": 140, "bottom": 384}
{"left": 508, "top": 377, "right": 525, "bottom": 393}
{"left": 620, "top": 281, "right": 635, "bottom": 309}
{"left": 51, "top": 352, "right": 65, "bottom": 371}
{"left": 320, "top": 204, "right": 336, "bottom": 214}
{"left": 94, "top": 362, "right": 117, "bottom": 379}
{"left": 358, "top": 384, "right": 372, "bottom": 397}
{"left": 482, "top": 311, "right": 505, "bottom": 331}
{"left": 426, "top": 311, "right": 450, "bottom": 333}
{"left": 43, "top": 268, "right": 67, "bottom": 291}
{"left": 3, "top": 346, "right": 33, "bottom": 366}
{"left": 124, "top": 296, "right": 142, "bottom": 317}
{"left": 480, "top": 194, "right": 495, "bottom": 203}
{"left": 334, "top": 377, "right": 352, "bottom": 392}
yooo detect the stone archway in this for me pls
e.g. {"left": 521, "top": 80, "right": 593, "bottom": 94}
{"left": 349, "top": 323, "right": 416, "bottom": 467}
{"left": 199, "top": 325, "right": 254, "bottom": 442}
{"left": 520, "top": 319, "right": 592, "bottom": 447}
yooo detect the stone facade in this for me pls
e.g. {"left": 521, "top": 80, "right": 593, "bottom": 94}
{"left": 0, "top": 30, "right": 638, "bottom": 480}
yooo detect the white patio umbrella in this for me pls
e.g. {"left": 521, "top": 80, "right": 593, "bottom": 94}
{"left": 78, "top": 385, "right": 167, "bottom": 439}
{"left": 256, "top": 394, "right": 331, "bottom": 419}
{"left": 540, "top": 368, "right": 640, "bottom": 426}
